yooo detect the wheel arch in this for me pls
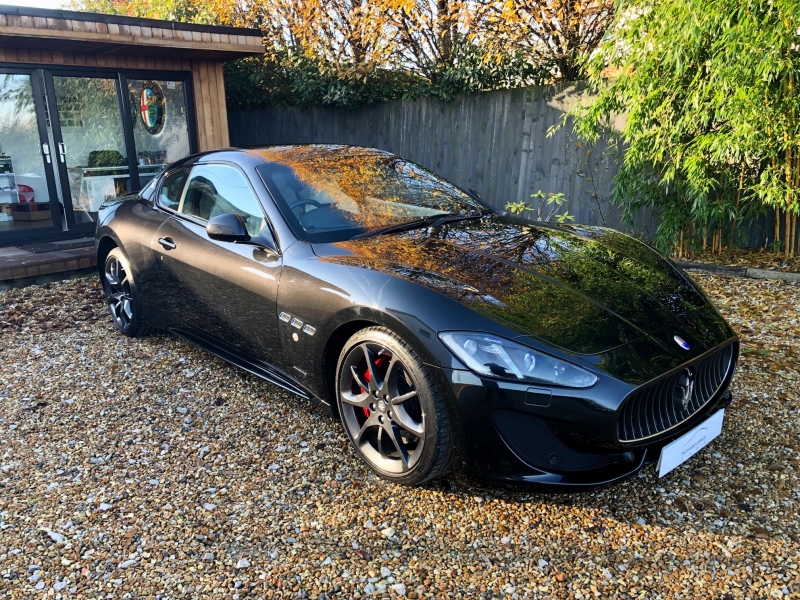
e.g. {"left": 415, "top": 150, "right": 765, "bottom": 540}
{"left": 96, "top": 235, "right": 119, "bottom": 279}
{"left": 322, "top": 319, "right": 379, "bottom": 417}
{"left": 319, "top": 307, "right": 446, "bottom": 417}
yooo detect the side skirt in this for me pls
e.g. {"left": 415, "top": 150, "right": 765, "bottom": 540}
{"left": 168, "top": 327, "right": 329, "bottom": 407}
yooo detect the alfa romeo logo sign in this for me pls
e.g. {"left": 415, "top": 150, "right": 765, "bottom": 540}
{"left": 139, "top": 81, "right": 165, "bottom": 135}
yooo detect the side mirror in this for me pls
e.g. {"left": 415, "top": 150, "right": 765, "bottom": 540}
{"left": 206, "top": 213, "right": 250, "bottom": 243}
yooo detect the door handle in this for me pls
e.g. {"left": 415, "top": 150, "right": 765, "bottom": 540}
{"left": 158, "top": 237, "right": 176, "bottom": 250}
{"left": 42, "top": 143, "right": 51, "bottom": 164}
{"left": 57, "top": 142, "right": 67, "bottom": 164}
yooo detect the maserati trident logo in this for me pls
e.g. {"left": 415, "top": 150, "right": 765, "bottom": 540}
{"left": 675, "top": 368, "right": 695, "bottom": 411}
{"left": 674, "top": 335, "right": 691, "bottom": 350}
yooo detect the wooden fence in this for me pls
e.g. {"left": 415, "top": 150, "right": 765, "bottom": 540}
{"left": 228, "top": 83, "right": 771, "bottom": 245}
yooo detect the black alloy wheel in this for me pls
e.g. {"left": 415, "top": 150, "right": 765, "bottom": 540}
{"left": 102, "top": 248, "right": 151, "bottom": 337}
{"left": 336, "top": 327, "right": 452, "bottom": 485}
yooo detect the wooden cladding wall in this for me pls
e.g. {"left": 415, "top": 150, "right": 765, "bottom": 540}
{"left": 0, "top": 49, "right": 229, "bottom": 151}
{"left": 191, "top": 60, "right": 229, "bottom": 150}
{"left": 0, "top": 47, "right": 194, "bottom": 70}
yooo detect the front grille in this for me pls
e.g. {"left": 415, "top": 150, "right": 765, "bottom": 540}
{"left": 618, "top": 343, "right": 735, "bottom": 442}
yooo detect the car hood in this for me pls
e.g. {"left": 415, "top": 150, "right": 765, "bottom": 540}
{"left": 313, "top": 217, "right": 710, "bottom": 354}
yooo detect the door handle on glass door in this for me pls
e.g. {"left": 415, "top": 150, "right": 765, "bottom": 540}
{"left": 158, "top": 237, "right": 176, "bottom": 250}
{"left": 42, "top": 143, "right": 51, "bottom": 164}
{"left": 57, "top": 142, "right": 67, "bottom": 163}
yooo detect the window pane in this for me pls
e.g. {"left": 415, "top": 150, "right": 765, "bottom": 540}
{"left": 54, "top": 76, "right": 128, "bottom": 225}
{"left": 0, "top": 73, "right": 54, "bottom": 233}
{"left": 159, "top": 169, "right": 189, "bottom": 211}
{"left": 128, "top": 79, "right": 191, "bottom": 188}
{"left": 179, "top": 164, "right": 264, "bottom": 237}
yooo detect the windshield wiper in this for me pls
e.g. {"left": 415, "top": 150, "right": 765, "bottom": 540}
{"left": 351, "top": 210, "right": 490, "bottom": 240}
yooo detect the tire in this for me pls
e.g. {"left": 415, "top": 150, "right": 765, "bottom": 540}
{"left": 335, "top": 326, "right": 453, "bottom": 485}
{"left": 101, "top": 247, "right": 152, "bottom": 338}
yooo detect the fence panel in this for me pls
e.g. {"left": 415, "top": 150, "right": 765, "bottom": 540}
{"left": 228, "top": 83, "right": 769, "bottom": 245}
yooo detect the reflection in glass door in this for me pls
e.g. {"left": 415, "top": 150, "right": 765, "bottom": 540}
{"left": 0, "top": 73, "right": 58, "bottom": 233}
{"left": 50, "top": 75, "right": 129, "bottom": 226}
{"left": 128, "top": 78, "right": 191, "bottom": 188}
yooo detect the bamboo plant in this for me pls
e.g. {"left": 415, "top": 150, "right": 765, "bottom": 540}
{"left": 569, "top": 0, "right": 800, "bottom": 257}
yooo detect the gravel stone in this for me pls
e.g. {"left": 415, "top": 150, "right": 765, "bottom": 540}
{"left": 0, "top": 275, "right": 797, "bottom": 598}
{"left": 46, "top": 531, "right": 64, "bottom": 543}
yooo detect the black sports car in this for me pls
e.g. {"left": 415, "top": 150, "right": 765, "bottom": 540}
{"left": 95, "top": 145, "right": 738, "bottom": 487}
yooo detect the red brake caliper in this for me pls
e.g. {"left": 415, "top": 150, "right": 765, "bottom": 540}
{"left": 360, "top": 356, "right": 388, "bottom": 418}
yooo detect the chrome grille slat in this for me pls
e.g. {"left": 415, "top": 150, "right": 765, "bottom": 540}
{"left": 618, "top": 344, "right": 735, "bottom": 443}
{"left": 656, "top": 377, "right": 671, "bottom": 433}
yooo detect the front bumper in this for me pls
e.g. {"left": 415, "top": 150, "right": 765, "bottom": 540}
{"left": 435, "top": 360, "right": 735, "bottom": 489}
{"left": 429, "top": 300, "right": 738, "bottom": 489}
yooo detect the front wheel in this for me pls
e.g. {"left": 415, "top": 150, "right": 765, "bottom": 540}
{"left": 101, "top": 247, "right": 152, "bottom": 337}
{"left": 335, "top": 327, "right": 453, "bottom": 485}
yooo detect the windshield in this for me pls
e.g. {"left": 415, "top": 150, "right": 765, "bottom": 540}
{"left": 254, "top": 145, "right": 485, "bottom": 243}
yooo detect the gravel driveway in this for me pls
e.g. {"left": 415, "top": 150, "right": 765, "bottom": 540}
{"left": 0, "top": 272, "right": 797, "bottom": 599}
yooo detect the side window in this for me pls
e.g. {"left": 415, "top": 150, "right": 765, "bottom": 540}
{"left": 158, "top": 169, "right": 189, "bottom": 211}
{"left": 178, "top": 164, "right": 265, "bottom": 237}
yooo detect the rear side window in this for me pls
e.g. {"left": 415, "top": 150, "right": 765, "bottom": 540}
{"left": 158, "top": 169, "right": 189, "bottom": 211}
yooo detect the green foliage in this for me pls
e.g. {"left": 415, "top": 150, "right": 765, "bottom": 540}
{"left": 224, "top": 51, "right": 421, "bottom": 110}
{"left": 506, "top": 190, "right": 574, "bottom": 223}
{"left": 225, "top": 43, "right": 551, "bottom": 110}
{"left": 567, "top": 0, "right": 800, "bottom": 254}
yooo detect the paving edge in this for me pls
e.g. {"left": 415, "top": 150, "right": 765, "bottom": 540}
{"left": 0, "top": 267, "right": 96, "bottom": 292}
{"left": 675, "top": 261, "right": 800, "bottom": 283}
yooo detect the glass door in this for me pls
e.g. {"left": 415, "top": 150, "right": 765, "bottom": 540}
{"left": 0, "top": 71, "right": 62, "bottom": 238}
{"left": 127, "top": 78, "right": 191, "bottom": 188}
{"left": 45, "top": 74, "right": 130, "bottom": 231}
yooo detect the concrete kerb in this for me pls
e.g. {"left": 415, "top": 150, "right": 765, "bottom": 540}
{"left": 675, "top": 261, "right": 800, "bottom": 283}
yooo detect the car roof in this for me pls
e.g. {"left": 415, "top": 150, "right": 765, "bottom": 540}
{"left": 166, "top": 145, "right": 396, "bottom": 172}
{"left": 245, "top": 144, "right": 395, "bottom": 161}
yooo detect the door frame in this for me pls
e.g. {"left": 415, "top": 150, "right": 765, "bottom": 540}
{"left": 0, "top": 62, "right": 198, "bottom": 245}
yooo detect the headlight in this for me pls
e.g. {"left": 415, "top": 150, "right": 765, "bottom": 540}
{"left": 439, "top": 332, "right": 598, "bottom": 388}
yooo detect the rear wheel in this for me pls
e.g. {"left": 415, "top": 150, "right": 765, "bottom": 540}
{"left": 336, "top": 327, "right": 452, "bottom": 485}
{"left": 102, "top": 247, "right": 152, "bottom": 337}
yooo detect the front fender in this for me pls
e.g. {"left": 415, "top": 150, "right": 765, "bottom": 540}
{"left": 95, "top": 198, "right": 169, "bottom": 319}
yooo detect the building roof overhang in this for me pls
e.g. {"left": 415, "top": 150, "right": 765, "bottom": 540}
{"left": 0, "top": 4, "right": 264, "bottom": 61}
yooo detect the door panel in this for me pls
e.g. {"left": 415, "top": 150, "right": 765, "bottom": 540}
{"left": 0, "top": 71, "right": 62, "bottom": 239}
{"left": 47, "top": 74, "right": 130, "bottom": 230}
{"left": 152, "top": 216, "right": 283, "bottom": 362}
